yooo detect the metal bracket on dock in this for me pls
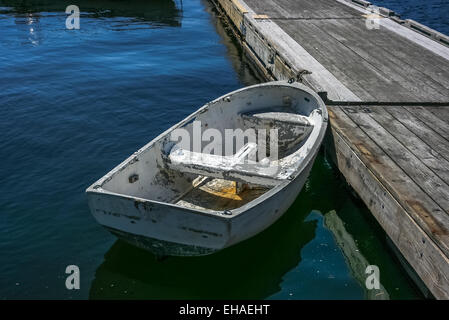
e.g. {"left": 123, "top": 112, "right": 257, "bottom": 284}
{"left": 403, "top": 19, "right": 449, "bottom": 47}
{"left": 351, "top": 0, "right": 371, "bottom": 8}
{"left": 317, "top": 92, "right": 329, "bottom": 103}
{"left": 377, "top": 7, "right": 396, "bottom": 17}
{"left": 289, "top": 70, "right": 312, "bottom": 84}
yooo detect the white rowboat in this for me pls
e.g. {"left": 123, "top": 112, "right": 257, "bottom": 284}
{"left": 86, "top": 81, "right": 328, "bottom": 256}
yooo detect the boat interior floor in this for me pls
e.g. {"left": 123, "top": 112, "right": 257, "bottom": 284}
{"left": 174, "top": 177, "right": 269, "bottom": 212}
{"left": 165, "top": 106, "right": 315, "bottom": 212}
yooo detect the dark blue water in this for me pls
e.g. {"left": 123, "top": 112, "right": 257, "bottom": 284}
{"left": 0, "top": 0, "right": 428, "bottom": 299}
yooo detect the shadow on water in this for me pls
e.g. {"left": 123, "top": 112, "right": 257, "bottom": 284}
{"left": 89, "top": 199, "right": 317, "bottom": 299}
{"left": 0, "top": 0, "right": 182, "bottom": 26}
{"left": 87, "top": 152, "right": 343, "bottom": 299}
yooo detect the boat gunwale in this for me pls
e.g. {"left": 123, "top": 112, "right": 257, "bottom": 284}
{"left": 86, "top": 81, "right": 328, "bottom": 218}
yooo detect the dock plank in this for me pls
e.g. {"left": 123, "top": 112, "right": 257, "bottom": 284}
{"left": 342, "top": 106, "right": 449, "bottom": 213}
{"left": 278, "top": 20, "right": 422, "bottom": 101}
{"left": 313, "top": 19, "right": 449, "bottom": 98}
{"left": 426, "top": 107, "right": 449, "bottom": 124}
{"left": 214, "top": 0, "right": 449, "bottom": 298}
{"left": 329, "top": 111, "right": 449, "bottom": 299}
{"left": 245, "top": 0, "right": 449, "bottom": 102}
{"left": 276, "top": 19, "right": 449, "bottom": 101}
{"left": 277, "top": 20, "right": 392, "bottom": 101}
{"left": 405, "top": 106, "right": 449, "bottom": 138}
{"left": 369, "top": 106, "right": 449, "bottom": 183}
{"left": 244, "top": 0, "right": 359, "bottom": 19}
{"left": 329, "top": 107, "right": 449, "bottom": 255}
{"left": 385, "top": 107, "right": 449, "bottom": 163}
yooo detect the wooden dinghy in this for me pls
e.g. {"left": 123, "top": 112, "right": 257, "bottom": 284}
{"left": 86, "top": 81, "right": 328, "bottom": 256}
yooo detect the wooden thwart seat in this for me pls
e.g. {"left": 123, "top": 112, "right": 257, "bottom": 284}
{"left": 241, "top": 110, "right": 314, "bottom": 155}
{"left": 167, "top": 143, "right": 283, "bottom": 187}
{"left": 241, "top": 110, "right": 313, "bottom": 129}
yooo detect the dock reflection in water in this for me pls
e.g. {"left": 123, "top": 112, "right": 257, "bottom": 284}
{"left": 0, "top": 0, "right": 182, "bottom": 27}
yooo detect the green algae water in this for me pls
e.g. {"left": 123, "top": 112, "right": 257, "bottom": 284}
{"left": 0, "top": 0, "right": 424, "bottom": 299}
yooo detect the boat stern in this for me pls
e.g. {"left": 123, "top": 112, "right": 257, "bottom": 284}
{"left": 86, "top": 187, "right": 232, "bottom": 257}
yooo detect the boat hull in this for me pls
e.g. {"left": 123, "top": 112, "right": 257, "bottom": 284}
{"left": 87, "top": 191, "right": 231, "bottom": 256}
{"left": 228, "top": 154, "right": 315, "bottom": 246}
{"left": 86, "top": 81, "right": 327, "bottom": 257}
{"left": 87, "top": 154, "right": 316, "bottom": 257}
{"left": 104, "top": 227, "right": 219, "bottom": 256}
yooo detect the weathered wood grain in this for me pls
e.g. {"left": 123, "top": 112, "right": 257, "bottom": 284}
{"left": 404, "top": 106, "right": 449, "bottom": 139}
{"left": 277, "top": 18, "right": 449, "bottom": 102}
{"left": 214, "top": 0, "right": 449, "bottom": 299}
{"left": 244, "top": 0, "right": 449, "bottom": 102}
{"left": 245, "top": 0, "right": 359, "bottom": 19}
{"left": 385, "top": 107, "right": 449, "bottom": 163}
{"left": 370, "top": 106, "right": 449, "bottom": 183}
{"left": 278, "top": 20, "right": 416, "bottom": 101}
{"left": 329, "top": 107, "right": 449, "bottom": 255}
{"left": 425, "top": 107, "right": 449, "bottom": 124}
{"left": 328, "top": 111, "right": 449, "bottom": 299}
{"left": 313, "top": 19, "right": 449, "bottom": 98}
{"left": 341, "top": 106, "right": 449, "bottom": 213}
{"left": 244, "top": 13, "right": 361, "bottom": 100}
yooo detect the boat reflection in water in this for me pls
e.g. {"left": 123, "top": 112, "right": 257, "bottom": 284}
{"left": 89, "top": 196, "right": 318, "bottom": 299}
{"left": 0, "top": 0, "right": 182, "bottom": 27}
{"left": 88, "top": 151, "right": 372, "bottom": 299}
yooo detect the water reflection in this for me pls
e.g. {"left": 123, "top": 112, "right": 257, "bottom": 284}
{"left": 0, "top": 0, "right": 423, "bottom": 299}
{"left": 0, "top": 0, "right": 182, "bottom": 26}
{"left": 88, "top": 150, "right": 421, "bottom": 299}
{"left": 89, "top": 197, "right": 317, "bottom": 299}
{"left": 204, "top": 0, "right": 263, "bottom": 85}
{"left": 13, "top": 11, "right": 42, "bottom": 45}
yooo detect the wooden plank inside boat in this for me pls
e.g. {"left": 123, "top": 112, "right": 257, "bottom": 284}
{"left": 176, "top": 178, "right": 268, "bottom": 211}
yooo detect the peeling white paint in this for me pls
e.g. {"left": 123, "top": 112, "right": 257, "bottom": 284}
{"left": 86, "top": 81, "right": 328, "bottom": 256}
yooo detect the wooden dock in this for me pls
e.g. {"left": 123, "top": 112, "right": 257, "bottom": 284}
{"left": 211, "top": 0, "right": 449, "bottom": 299}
